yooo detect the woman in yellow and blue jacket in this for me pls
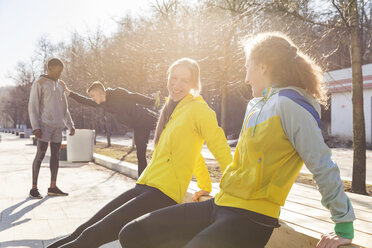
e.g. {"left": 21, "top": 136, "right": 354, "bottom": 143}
{"left": 47, "top": 58, "right": 232, "bottom": 248}
{"left": 120, "top": 33, "right": 356, "bottom": 248}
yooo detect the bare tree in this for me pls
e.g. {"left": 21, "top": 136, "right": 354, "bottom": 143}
{"left": 348, "top": 0, "right": 367, "bottom": 194}
{"left": 35, "top": 36, "right": 57, "bottom": 72}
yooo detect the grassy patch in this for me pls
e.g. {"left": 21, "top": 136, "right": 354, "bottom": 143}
{"left": 94, "top": 142, "right": 153, "bottom": 164}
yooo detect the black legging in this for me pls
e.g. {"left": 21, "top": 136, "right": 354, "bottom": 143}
{"left": 32, "top": 140, "right": 61, "bottom": 185}
{"left": 120, "top": 198, "right": 275, "bottom": 248}
{"left": 133, "top": 127, "right": 151, "bottom": 177}
{"left": 46, "top": 184, "right": 176, "bottom": 248}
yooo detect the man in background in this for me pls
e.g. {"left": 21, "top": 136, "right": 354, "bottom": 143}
{"left": 60, "top": 80, "right": 158, "bottom": 177}
{"left": 28, "top": 58, "right": 75, "bottom": 199}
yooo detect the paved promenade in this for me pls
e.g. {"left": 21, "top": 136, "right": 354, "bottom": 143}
{"left": 0, "top": 133, "right": 134, "bottom": 247}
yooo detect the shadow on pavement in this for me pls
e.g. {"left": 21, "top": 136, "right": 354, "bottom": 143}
{"left": 0, "top": 196, "right": 50, "bottom": 233}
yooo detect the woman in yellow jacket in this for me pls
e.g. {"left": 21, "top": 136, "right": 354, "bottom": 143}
{"left": 47, "top": 58, "right": 232, "bottom": 248}
{"left": 119, "top": 33, "right": 355, "bottom": 248}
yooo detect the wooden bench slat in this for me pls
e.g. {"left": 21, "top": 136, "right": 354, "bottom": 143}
{"left": 286, "top": 194, "right": 372, "bottom": 220}
{"left": 289, "top": 184, "right": 372, "bottom": 213}
{"left": 280, "top": 209, "right": 371, "bottom": 247}
{"left": 283, "top": 201, "right": 372, "bottom": 235}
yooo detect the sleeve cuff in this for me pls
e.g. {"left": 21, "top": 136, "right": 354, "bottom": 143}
{"left": 335, "top": 222, "right": 354, "bottom": 239}
{"left": 32, "top": 125, "right": 40, "bottom": 131}
{"left": 200, "top": 188, "right": 212, "bottom": 193}
{"left": 197, "top": 182, "right": 212, "bottom": 193}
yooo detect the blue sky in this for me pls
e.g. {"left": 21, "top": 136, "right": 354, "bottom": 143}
{"left": 0, "top": 0, "right": 153, "bottom": 87}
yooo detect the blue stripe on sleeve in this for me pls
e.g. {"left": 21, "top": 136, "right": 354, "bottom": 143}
{"left": 278, "top": 89, "right": 322, "bottom": 129}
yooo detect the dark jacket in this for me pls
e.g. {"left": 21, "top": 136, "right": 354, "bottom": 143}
{"left": 69, "top": 87, "right": 158, "bottom": 130}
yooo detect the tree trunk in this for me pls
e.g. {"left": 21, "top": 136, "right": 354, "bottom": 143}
{"left": 104, "top": 112, "right": 111, "bottom": 147}
{"left": 221, "top": 40, "right": 230, "bottom": 134}
{"left": 221, "top": 78, "right": 228, "bottom": 132}
{"left": 349, "top": 0, "right": 367, "bottom": 194}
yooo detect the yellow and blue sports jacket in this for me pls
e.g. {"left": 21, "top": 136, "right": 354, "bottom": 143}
{"left": 137, "top": 94, "right": 233, "bottom": 204}
{"left": 215, "top": 86, "right": 356, "bottom": 239}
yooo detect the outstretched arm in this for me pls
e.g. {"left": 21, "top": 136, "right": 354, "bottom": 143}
{"left": 59, "top": 80, "right": 99, "bottom": 108}
{"left": 278, "top": 96, "right": 355, "bottom": 243}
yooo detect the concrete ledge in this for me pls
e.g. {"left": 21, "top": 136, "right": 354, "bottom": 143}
{"left": 23, "top": 129, "right": 33, "bottom": 138}
{"left": 93, "top": 153, "right": 138, "bottom": 180}
{"left": 93, "top": 152, "right": 363, "bottom": 248}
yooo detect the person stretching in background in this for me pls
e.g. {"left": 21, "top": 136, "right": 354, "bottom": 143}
{"left": 59, "top": 80, "right": 158, "bottom": 177}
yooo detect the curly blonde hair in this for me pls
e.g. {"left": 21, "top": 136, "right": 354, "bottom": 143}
{"left": 244, "top": 32, "right": 328, "bottom": 106}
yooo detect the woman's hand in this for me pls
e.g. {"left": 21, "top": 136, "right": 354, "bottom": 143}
{"left": 316, "top": 233, "right": 352, "bottom": 248}
{"left": 59, "top": 80, "right": 71, "bottom": 95}
{"left": 192, "top": 190, "right": 210, "bottom": 202}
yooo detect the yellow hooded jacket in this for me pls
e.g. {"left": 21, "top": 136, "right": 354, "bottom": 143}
{"left": 137, "top": 94, "right": 233, "bottom": 203}
{"left": 215, "top": 87, "right": 355, "bottom": 240}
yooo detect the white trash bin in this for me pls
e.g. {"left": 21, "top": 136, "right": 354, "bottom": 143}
{"left": 24, "top": 129, "right": 33, "bottom": 138}
{"left": 67, "top": 129, "right": 95, "bottom": 162}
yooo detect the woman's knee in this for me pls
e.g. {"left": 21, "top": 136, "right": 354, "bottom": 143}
{"left": 119, "top": 221, "right": 147, "bottom": 248}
